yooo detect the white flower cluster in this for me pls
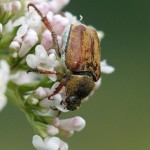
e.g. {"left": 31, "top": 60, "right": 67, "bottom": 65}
{"left": 33, "top": 116, "right": 85, "bottom": 150}
{"left": 0, "top": 60, "right": 10, "bottom": 111}
{"left": 0, "top": 0, "right": 115, "bottom": 150}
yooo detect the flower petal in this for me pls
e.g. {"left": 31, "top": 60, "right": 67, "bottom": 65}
{"left": 35, "top": 45, "right": 48, "bottom": 58}
{"left": 26, "top": 54, "right": 39, "bottom": 68}
{"left": 101, "top": 59, "right": 115, "bottom": 74}
{"left": 32, "top": 135, "right": 46, "bottom": 150}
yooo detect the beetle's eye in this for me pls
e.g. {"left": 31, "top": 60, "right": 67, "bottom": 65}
{"left": 65, "top": 96, "right": 81, "bottom": 111}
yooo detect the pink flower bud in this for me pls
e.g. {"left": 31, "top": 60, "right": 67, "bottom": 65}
{"left": 41, "top": 30, "right": 53, "bottom": 50}
{"left": 53, "top": 116, "right": 86, "bottom": 132}
{"left": 12, "top": 1, "right": 21, "bottom": 12}
{"left": 52, "top": 14, "right": 69, "bottom": 35}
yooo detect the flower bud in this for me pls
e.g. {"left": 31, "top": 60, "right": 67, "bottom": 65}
{"left": 18, "top": 29, "right": 38, "bottom": 57}
{"left": 9, "top": 41, "right": 20, "bottom": 52}
{"left": 41, "top": 30, "right": 53, "bottom": 50}
{"left": 47, "top": 125, "right": 59, "bottom": 135}
{"left": 53, "top": 116, "right": 86, "bottom": 132}
{"left": 17, "top": 24, "right": 28, "bottom": 38}
{"left": 12, "top": 1, "right": 21, "bottom": 12}
{"left": 52, "top": 14, "right": 69, "bottom": 35}
{"left": 34, "top": 87, "right": 47, "bottom": 99}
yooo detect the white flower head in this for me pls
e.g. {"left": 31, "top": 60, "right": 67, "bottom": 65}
{"left": 26, "top": 45, "right": 60, "bottom": 81}
{"left": 32, "top": 135, "right": 68, "bottom": 150}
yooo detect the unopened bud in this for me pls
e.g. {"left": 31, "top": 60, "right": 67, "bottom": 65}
{"left": 53, "top": 116, "right": 86, "bottom": 132}
{"left": 41, "top": 30, "right": 53, "bottom": 50}
{"left": 18, "top": 29, "right": 38, "bottom": 57}
{"left": 9, "top": 41, "right": 20, "bottom": 52}
{"left": 12, "top": 1, "right": 21, "bottom": 12}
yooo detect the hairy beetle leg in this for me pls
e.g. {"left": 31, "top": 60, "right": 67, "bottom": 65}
{"left": 28, "top": 3, "right": 60, "bottom": 57}
{"left": 48, "top": 80, "right": 66, "bottom": 99}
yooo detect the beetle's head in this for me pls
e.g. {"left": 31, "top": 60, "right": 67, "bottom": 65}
{"left": 65, "top": 95, "right": 81, "bottom": 111}
{"left": 65, "top": 74, "right": 95, "bottom": 111}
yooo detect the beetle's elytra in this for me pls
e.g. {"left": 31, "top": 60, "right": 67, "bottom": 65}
{"left": 28, "top": 4, "right": 101, "bottom": 112}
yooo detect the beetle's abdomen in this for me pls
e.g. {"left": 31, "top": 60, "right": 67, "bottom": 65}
{"left": 65, "top": 23, "right": 100, "bottom": 82}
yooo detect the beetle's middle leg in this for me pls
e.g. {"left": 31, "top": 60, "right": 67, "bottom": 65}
{"left": 28, "top": 3, "right": 61, "bottom": 57}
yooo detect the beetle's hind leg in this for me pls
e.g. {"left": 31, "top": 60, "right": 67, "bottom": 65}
{"left": 28, "top": 3, "right": 61, "bottom": 57}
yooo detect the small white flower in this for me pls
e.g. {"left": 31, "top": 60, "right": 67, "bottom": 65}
{"left": 11, "top": 71, "right": 36, "bottom": 85}
{"left": 32, "top": 135, "right": 68, "bottom": 150}
{"left": 26, "top": 45, "right": 59, "bottom": 81}
{"left": 53, "top": 116, "right": 86, "bottom": 132}
{"left": 13, "top": 7, "right": 42, "bottom": 33}
{"left": 101, "top": 59, "right": 115, "bottom": 74}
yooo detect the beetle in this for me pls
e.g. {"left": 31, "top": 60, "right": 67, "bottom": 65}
{"left": 28, "top": 4, "right": 101, "bottom": 111}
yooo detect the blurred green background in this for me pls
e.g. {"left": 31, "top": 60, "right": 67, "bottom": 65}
{"left": 0, "top": 0, "right": 150, "bottom": 150}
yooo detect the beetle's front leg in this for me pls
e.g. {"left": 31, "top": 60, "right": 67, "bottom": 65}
{"left": 48, "top": 80, "right": 66, "bottom": 99}
{"left": 27, "top": 68, "right": 64, "bottom": 78}
{"left": 28, "top": 3, "right": 60, "bottom": 57}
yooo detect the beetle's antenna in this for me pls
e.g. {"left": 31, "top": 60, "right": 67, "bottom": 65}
{"left": 28, "top": 3, "right": 61, "bottom": 57}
